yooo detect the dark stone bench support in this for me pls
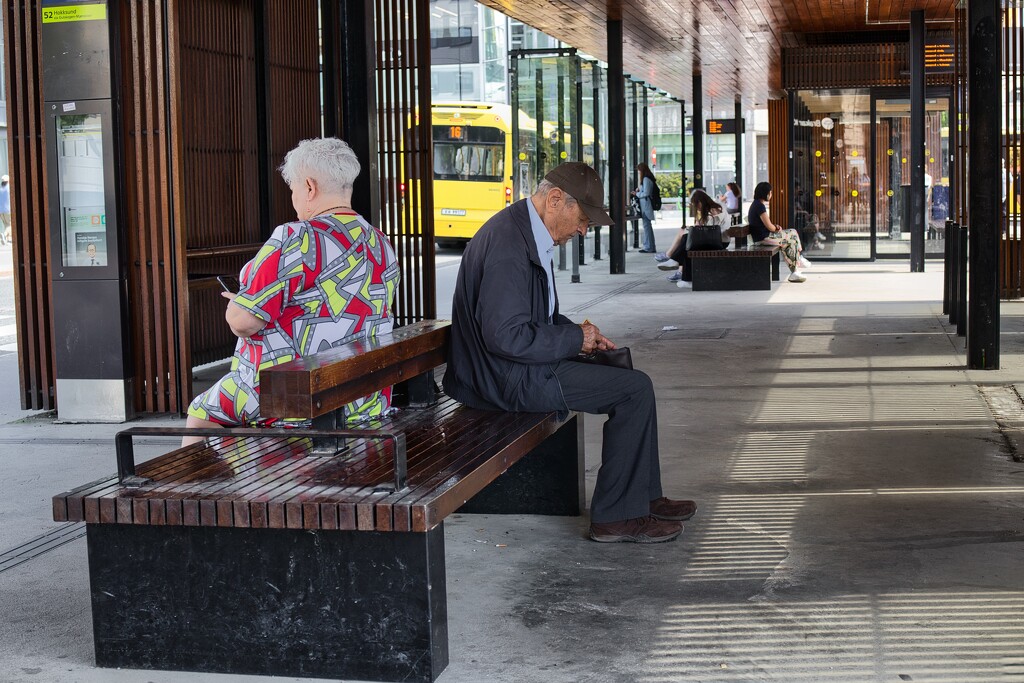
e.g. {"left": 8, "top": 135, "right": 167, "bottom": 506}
{"left": 690, "top": 249, "right": 781, "bottom": 291}
{"left": 458, "top": 414, "right": 584, "bottom": 516}
{"left": 87, "top": 523, "right": 449, "bottom": 683}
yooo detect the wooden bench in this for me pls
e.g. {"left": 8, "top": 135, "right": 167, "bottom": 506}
{"left": 52, "top": 319, "right": 584, "bottom": 683}
{"left": 689, "top": 224, "right": 782, "bottom": 291}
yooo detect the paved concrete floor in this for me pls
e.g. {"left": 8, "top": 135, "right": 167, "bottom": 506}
{"left": 1, "top": 226, "right": 1023, "bottom": 682}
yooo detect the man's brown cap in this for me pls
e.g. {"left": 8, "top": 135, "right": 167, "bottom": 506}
{"left": 544, "top": 162, "right": 614, "bottom": 226}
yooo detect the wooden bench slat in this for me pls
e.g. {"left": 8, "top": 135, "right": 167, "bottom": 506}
{"left": 59, "top": 396, "right": 567, "bottom": 533}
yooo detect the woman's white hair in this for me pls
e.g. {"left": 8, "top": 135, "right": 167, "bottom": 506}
{"left": 279, "top": 138, "right": 360, "bottom": 195}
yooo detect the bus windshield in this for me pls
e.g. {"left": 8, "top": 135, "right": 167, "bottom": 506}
{"left": 433, "top": 125, "right": 504, "bottom": 182}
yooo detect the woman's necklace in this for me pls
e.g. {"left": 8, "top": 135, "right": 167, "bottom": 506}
{"left": 313, "top": 205, "right": 352, "bottom": 218}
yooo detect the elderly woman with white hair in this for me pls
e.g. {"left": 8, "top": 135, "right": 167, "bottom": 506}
{"left": 183, "top": 138, "right": 400, "bottom": 445}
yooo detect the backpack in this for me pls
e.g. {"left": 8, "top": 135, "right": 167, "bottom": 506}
{"left": 650, "top": 180, "right": 662, "bottom": 211}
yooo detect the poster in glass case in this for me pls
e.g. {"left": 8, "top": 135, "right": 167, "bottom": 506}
{"left": 56, "top": 113, "right": 107, "bottom": 267}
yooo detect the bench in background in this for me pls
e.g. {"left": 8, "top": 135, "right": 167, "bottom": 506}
{"left": 689, "top": 224, "right": 782, "bottom": 291}
{"left": 53, "top": 320, "right": 584, "bottom": 683}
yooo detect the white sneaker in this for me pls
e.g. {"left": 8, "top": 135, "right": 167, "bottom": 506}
{"left": 657, "top": 258, "right": 680, "bottom": 270}
{"left": 788, "top": 272, "right": 807, "bottom": 283}
{"left": 815, "top": 231, "right": 827, "bottom": 241}
{"left": 798, "top": 255, "right": 812, "bottom": 269}
{"left": 653, "top": 251, "right": 669, "bottom": 262}
{"left": 677, "top": 279, "right": 693, "bottom": 289}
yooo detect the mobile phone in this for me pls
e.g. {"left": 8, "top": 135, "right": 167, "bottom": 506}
{"left": 217, "top": 275, "right": 241, "bottom": 293}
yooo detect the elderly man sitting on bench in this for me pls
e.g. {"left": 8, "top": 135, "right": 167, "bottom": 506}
{"left": 443, "top": 162, "right": 698, "bottom": 544}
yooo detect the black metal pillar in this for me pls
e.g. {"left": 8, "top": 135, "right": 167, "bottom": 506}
{"left": 557, "top": 61, "right": 567, "bottom": 271}
{"left": 910, "top": 9, "right": 926, "bottom": 272}
{"left": 692, "top": 74, "right": 704, "bottom": 191}
{"left": 320, "top": 0, "right": 340, "bottom": 138}
{"left": 572, "top": 57, "right": 583, "bottom": 281}
{"left": 534, "top": 67, "right": 544, "bottom": 198}
{"left": 642, "top": 87, "right": 650, "bottom": 169}
{"left": 608, "top": 20, "right": 627, "bottom": 273}
{"left": 679, "top": 99, "right": 687, "bottom": 229}
{"left": 734, "top": 100, "right": 743, "bottom": 206}
{"left": 631, "top": 80, "right": 640, "bottom": 249}
{"left": 967, "top": 0, "right": 1001, "bottom": 369}
{"left": 338, "top": 0, "right": 380, "bottom": 225}
{"left": 592, "top": 62, "right": 603, "bottom": 260}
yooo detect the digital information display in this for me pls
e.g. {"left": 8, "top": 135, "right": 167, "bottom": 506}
{"left": 706, "top": 118, "right": 745, "bottom": 135}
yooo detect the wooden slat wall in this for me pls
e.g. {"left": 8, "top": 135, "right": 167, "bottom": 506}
{"left": 783, "top": 40, "right": 953, "bottom": 89}
{"left": 1000, "top": 3, "right": 1023, "bottom": 298}
{"left": 176, "top": 0, "right": 322, "bottom": 367}
{"left": 5, "top": 0, "right": 54, "bottom": 410}
{"left": 178, "top": 0, "right": 261, "bottom": 368}
{"left": 266, "top": 1, "right": 321, "bottom": 228}
{"left": 767, "top": 98, "right": 789, "bottom": 230}
{"left": 375, "top": 0, "right": 436, "bottom": 324}
{"left": 120, "top": 0, "right": 188, "bottom": 413}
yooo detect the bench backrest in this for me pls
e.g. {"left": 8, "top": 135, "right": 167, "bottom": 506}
{"left": 259, "top": 319, "right": 451, "bottom": 420}
{"left": 725, "top": 224, "right": 750, "bottom": 239}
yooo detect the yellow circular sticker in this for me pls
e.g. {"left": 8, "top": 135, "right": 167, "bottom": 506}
{"left": 887, "top": 190, "right": 894, "bottom": 197}
{"left": 902, "top": 157, "right": 907, "bottom": 164}
{"left": 925, "top": 149, "right": 930, "bottom": 155}
{"left": 815, "top": 150, "right": 822, "bottom": 158}
{"left": 852, "top": 150, "right": 859, "bottom": 157}
{"left": 887, "top": 149, "right": 894, "bottom": 156}
{"left": 815, "top": 190, "right": 823, "bottom": 197}
{"left": 929, "top": 157, "right": 935, "bottom": 163}
{"left": 518, "top": 152, "right": 526, "bottom": 160}
{"left": 560, "top": 151, "right": 567, "bottom": 159}
{"left": 851, "top": 190, "right": 859, "bottom": 197}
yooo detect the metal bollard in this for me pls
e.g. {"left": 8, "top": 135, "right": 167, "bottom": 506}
{"left": 943, "top": 219, "right": 954, "bottom": 316}
{"left": 948, "top": 223, "right": 960, "bottom": 326}
{"left": 957, "top": 224, "right": 968, "bottom": 337}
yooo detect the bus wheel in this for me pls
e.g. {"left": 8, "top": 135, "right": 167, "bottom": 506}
{"left": 437, "top": 240, "right": 466, "bottom": 250}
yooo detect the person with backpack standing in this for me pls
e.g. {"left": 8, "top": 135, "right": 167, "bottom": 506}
{"left": 633, "top": 163, "right": 660, "bottom": 253}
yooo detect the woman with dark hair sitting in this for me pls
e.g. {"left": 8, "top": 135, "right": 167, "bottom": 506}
{"left": 657, "top": 189, "right": 730, "bottom": 289}
{"left": 748, "top": 181, "right": 809, "bottom": 283}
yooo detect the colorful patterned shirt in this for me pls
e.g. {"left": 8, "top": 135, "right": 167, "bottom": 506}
{"left": 188, "top": 212, "right": 400, "bottom": 426}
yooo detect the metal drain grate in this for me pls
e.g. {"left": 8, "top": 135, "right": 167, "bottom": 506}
{"left": 0, "top": 523, "right": 85, "bottom": 574}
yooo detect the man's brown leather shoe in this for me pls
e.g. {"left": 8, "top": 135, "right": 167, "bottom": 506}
{"left": 589, "top": 516, "right": 682, "bottom": 543}
{"left": 650, "top": 497, "right": 697, "bottom": 521}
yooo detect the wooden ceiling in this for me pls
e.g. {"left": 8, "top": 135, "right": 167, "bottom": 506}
{"left": 476, "top": 0, "right": 957, "bottom": 109}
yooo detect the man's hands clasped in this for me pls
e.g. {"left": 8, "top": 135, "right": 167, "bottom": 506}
{"left": 580, "top": 320, "right": 617, "bottom": 354}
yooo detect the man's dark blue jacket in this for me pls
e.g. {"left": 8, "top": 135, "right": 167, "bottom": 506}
{"left": 443, "top": 199, "right": 584, "bottom": 415}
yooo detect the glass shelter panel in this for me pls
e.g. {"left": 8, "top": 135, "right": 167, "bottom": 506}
{"left": 793, "top": 89, "right": 951, "bottom": 260}
{"left": 792, "top": 89, "right": 872, "bottom": 259}
{"left": 874, "top": 96, "right": 950, "bottom": 257}
{"left": 511, "top": 53, "right": 583, "bottom": 199}
{"left": 56, "top": 113, "right": 107, "bottom": 267}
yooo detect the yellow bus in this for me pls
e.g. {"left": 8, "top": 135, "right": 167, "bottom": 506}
{"left": 431, "top": 102, "right": 539, "bottom": 247}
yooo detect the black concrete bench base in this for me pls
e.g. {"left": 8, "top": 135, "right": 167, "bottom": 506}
{"left": 690, "top": 247, "right": 781, "bottom": 291}
{"left": 88, "top": 522, "right": 448, "bottom": 683}
{"left": 457, "top": 414, "right": 583, "bottom": 516}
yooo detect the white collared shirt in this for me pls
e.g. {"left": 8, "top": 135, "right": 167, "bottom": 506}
{"left": 526, "top": 198, "right": 556, "bottom": 319}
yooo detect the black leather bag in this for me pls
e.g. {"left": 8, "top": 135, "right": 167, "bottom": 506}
{"left": 573, "top": 347, "right": 633, "bottom": 370}
{"left": 686, "top": 224, "right": 725, "bottom": 251}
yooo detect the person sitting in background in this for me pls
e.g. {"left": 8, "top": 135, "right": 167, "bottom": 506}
{"left": 748, "top": 181, "right": 810, "bottom": 283}
{"left": 183, "top": 138, "right": 400, "bottom": 446}
{"left": 719, "top": 181, "right": 742, "bottom": 222}
{"left": 0, "top": 175, "right": 11, "bottom": 246}
{"left": 657, "top": 189, "right": 730, "bottom": 289}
